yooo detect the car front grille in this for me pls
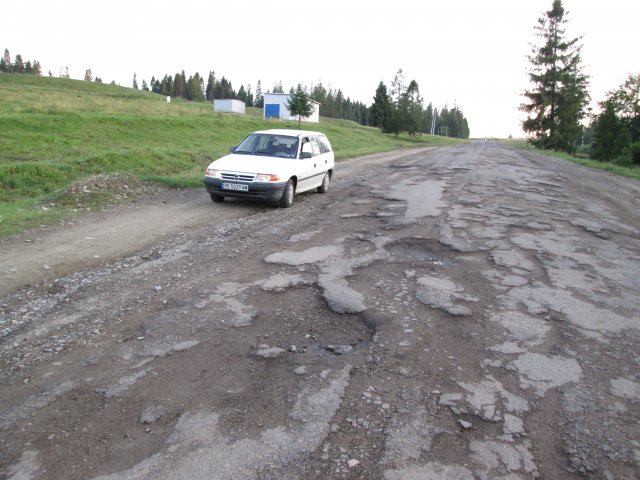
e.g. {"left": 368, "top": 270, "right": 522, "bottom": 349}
{"left": 221, "top": 172, "right": 256, "bottom": 182}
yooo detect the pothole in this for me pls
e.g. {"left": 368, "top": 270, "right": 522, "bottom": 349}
{"left": 387, "top": 239, "right": 452, "bottom": 266}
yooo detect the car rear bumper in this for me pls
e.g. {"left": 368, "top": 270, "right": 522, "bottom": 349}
{"left": 203, "top": 177, "right": 286, "bottom": 202}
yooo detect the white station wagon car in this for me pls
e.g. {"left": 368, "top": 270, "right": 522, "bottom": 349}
{"left": 203, "top": 129, "right": 334, "bottom": 208}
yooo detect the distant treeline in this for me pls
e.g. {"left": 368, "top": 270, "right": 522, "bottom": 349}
{"left": 1, "top": 49, "right": 41, "bottom": 75}
{"left": 139, "top": 71, "right": 370, "bottom": 126}
{"left": 1, "top": 45, "right": 469, "bottom": 138}
{"left": 141, "top": 69, "right": 469, "bottom": 138}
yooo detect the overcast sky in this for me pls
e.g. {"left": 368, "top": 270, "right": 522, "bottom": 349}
{"left": 3, "top": 0, "right": 638, "bottom": 138}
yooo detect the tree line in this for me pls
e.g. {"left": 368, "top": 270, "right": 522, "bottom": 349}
{"left": 2, "top": 46, "right": 469, "bottom": 138}
{"left": 589, "top": 74, "right": 640, "bottom": 165}
{"left": 1, "top": 49, "right": 42, "bottom": 75}
{"left": 520, "top": 1, "right": 638, "bottom": 165}
{"left": 370, "top": 69, "right": 469, "bottom": 138}
{"left": 135, "top": 70, "right": 371, "bottom": 126}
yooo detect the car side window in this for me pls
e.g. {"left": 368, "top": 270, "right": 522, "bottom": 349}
{"left": 317, "top": 135, "right": 332, "bottom": 153}
{"left": 310, "top": 136, "right": 323, "bottom": 155}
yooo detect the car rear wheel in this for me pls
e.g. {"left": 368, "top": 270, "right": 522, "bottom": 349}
{"left": 279, "top": 179, "right": 295, "bottom": 208}
{"left": 317, "top": 172, "right": 330, "bottom": 193}
{"left": 210, "top": 193, "right": 224, "bottom": 203}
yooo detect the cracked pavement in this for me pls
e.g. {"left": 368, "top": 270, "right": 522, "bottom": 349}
{"left": 1, "top": 141, "right": 640, "bottom": 479}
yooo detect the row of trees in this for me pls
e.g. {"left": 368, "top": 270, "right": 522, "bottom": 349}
{"left": 3, "top": 45, "right": 469, "bottom": 137}
{"left": 1, "top": 49, "right": 42, "bottom": 75}
{"left": 370, "top": 69, "right": 470, "bottom": 138}
{"left": 520, "top": 1, "right": 638, "bottom": 165}
{"left": 590, "top": 74, "right": 640, "bottom": 164}
{"left": 133, "top": 71, "right": 375, "bottom": 127}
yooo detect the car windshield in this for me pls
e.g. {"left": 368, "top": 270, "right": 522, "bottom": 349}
{"left": 234, "top": 134, "right": 299, "bottom": 159}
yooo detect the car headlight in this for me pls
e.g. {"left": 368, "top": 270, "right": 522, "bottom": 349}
{"left": 255, "top": 173, "right": 280, "bottom": 182}
{"left": 205, "top": 168, "right": 221, "bottom": 178}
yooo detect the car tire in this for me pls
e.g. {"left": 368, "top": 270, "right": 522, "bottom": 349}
{"left": 279, "top": 179, "right": 295, "bottom": 208}
{"left": 317, "top": 172, "right": 330, "bottom": 193}
{"left": 210, "top": 193, "right": 224, "bottom": 203}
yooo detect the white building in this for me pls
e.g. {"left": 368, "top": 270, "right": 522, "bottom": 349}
{"left": 263, "top": 93, "right": 320, "bottom": 123}
{"left": 213, "top": 99, "right": 246, "bottom": 114}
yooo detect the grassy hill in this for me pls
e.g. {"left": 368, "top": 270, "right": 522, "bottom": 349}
{"left": 0, "top": 73, "right": 462, "bottom": 235}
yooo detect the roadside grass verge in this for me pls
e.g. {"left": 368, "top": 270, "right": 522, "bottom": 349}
{"left": 504, "top": 139, "right": 640, "bottom": 180}
{"left": 0, "top": 73, "right": 463, "bottom": 236}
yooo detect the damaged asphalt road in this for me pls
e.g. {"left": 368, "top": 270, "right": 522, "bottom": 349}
{"left": 1, "top": 141, "right": 640, "bottom": 479}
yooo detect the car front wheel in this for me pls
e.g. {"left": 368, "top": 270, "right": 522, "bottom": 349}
{"left": 210, "top": 193, "right": 224, "bottom": 203}
{"left": 279, "top": 179, "right": 295, "bottom": 208}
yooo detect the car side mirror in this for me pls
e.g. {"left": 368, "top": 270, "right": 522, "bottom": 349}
{"left": 229, "top": 146, "right": 237, "bottom": 153}
{"left": 300, "top": 143, "right": 313, "bottom": 159}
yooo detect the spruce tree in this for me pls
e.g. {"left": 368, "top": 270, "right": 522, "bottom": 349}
{"left": 400, "top": 80, "right": 423, "bottom": 137}
{"left": 206, "top": 71, "right": 215, "bottom": 101}
{"left": 237, "top": 85, "right": 247, "bottom": 103}
{"left": 1, "top": 49, "right": 11, "bottom": 72}
{"left": 370, "top": 81, "right": 392, "bottom": 131}
{"left": 287, "top": 84, "right": 313, "bottom": 128}
{"left": 245, "top": 85, "right": 254, "bottom": 107}
{"left": 13, "top": 54, "right": 24, "bottom": 73}
{"left": 255, "top": 80, "right": 263, "bottom": 107}
{"left": 520, "top": 0, "right": 590, "bottom": 153}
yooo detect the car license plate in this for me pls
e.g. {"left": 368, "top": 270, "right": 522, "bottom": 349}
{"left": 222, "top": 182, "right": 249, "bottom": 191}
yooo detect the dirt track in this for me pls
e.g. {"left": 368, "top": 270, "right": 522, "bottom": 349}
{"left": 1, "top": 142, "right": 639, "bottom": 479}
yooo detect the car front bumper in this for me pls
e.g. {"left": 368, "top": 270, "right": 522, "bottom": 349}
{"left": 203, "top": 177, "right": 287, "bottom": 202}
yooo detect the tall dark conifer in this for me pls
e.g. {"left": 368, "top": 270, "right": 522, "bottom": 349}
{"left": 520, "top": 0, "right": 590, "bottom": 152}
{"left": 205, "top": 71, "right": 215, "bottom": 101}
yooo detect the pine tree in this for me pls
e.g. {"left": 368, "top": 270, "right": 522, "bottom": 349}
{"left": 13, "top": 54, "right": 24, "bottom": 73}
{"left": 186, "top": 73, "right": 204, "bottom": 101}
{"left": 287, "top": 84, "right": 314, "bottom": 128}
{"left": 84, "top": 69, "right": 93, "bottom": 81}
{"left": 400, "top": 80, "right": 423, "bottom": 137}
{"left": 237, "top": 85, "right": 247, "bottom": 103}
{"left": 245, "top": 84, "right": 254, "bottom": 107}
{"left": 592, "top": 101, "right": 622, "bottom": 161}
{"left": 386, "top": 69, "right": 407, "bottom": 135}
{"left": 173, "top": 71, "right": 187, "bottom": 98}
{"left": 205, "top": 71, "right": 215, "bottom": 101}
{"left": 1, "top": 49, "right": 11, "bottom": 72}
{"left": 422, "top": 103, "right": 434, "bottom": 134}
{"left": 132, "top": 73, "right": 139, "bottom": 89}
{"left": 520, "top": 0, "right": 590, "bottom": 153}
{"left": 142, "top": 79, "right": 149, "bottom": 91}
{"left": 255, "top": 80, "right": 263, "bottom": 107}
{"left": 370, "top": 81, "right": 393, "bottom": 131}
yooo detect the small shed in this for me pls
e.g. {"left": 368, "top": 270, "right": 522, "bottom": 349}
{"left": 263, "top": 93, "right": 320, "bottom": 123}
{"left": 213, "top": 99, "right": 246, "bottom": 114}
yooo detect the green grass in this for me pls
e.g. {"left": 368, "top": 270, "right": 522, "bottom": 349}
{"left": 504, "top": 139, "right": 640, "bottom": 180}
{"left": 0, "top": 73, "right": 463, "bottom": 236}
